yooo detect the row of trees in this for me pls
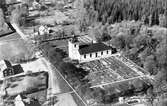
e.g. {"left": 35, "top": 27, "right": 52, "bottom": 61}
{"left": 0, "top": 9, "right": 6, "bottom": 31}
{"left": 10, "top": 4, "right": 29, "bottom": 26}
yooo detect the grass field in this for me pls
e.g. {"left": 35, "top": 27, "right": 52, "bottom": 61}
{"left": 0, "top": 33, "right": 33, "bottom": 62}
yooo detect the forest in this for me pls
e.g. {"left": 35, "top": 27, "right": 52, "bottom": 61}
{"left": 78, "top": 0, "right": 167, "bottom": 28}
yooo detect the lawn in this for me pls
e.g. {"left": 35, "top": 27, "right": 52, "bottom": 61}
{"left": 0, "top": 33, "right": 34, "bottom": 63}
{"left": 1, "top": 71, "right": 48, "bottom": 97}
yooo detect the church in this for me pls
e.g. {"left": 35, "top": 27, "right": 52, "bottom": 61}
{"left": 68, "top": 37, "right": 117, "bottom": 63}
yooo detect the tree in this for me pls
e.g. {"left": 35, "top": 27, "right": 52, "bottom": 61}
{"left": 11, "top": 6, "right": 21, "bottom": 24}
{"left": 155, "top": 39, "right": 167, "bottom": 68}
{"left": 159, "top": 11, "right": 167, "bottom": 28}
{"left": 89, "top": 28, "right": 102, "bottom": 42}
{"left": 111, "top": 35, "right": 125, "bottom": 50}
{"left": 153, "top": 68, "right": 167, "bottom": 93}
{"left": 10, "top": 4, "right": 28, "bottom": 26}
{"left": 131, "top": 79, "right": 147, "bottom": 92}
{"left": 0, "top": 8, "right": 5, "bottom": 31}
{"left": 150, "top": 9, "right": 159, "bottom": 26}
{"left": 143, "top": 55, "right": 157, "bottom": 75}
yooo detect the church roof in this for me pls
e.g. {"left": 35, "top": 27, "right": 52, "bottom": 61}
{"left": 79, "top": 43, "right": 113, "bottom": 55}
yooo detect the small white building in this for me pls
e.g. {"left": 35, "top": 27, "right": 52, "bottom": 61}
{"left": 15, "top": 95, "right": 26, "bottom": 106}
{"left": 68, "top": 37, "right": 117, "bottom": 63}
{"left": 32, "top": 0, "right": 41, "bottom": 10}
{"left": 38, "top": 25, "right": 50, "bottom": 35}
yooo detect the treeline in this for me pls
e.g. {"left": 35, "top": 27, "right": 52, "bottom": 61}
{"left": 107, "top": 21, "right": 167, "bottom": 94}
{"left": 79, "top": 0, "right": 167, "bottom": 28}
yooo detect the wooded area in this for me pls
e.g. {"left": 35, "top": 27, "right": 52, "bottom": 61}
{"left": 78, "top": 0, "right": 167, "bottom": 28}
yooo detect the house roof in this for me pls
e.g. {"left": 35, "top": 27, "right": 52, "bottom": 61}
{"left": 79, "top": 43, "right": 112, "bottom": 55}
{"left": 3, "top": 64, "right": 24, "bottom": 77}
{"left": 12, "top": 64, "right": 24, "bottom": 74}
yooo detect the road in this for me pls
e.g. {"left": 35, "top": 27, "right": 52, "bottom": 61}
{"left": 39, "top": 57, "right": 78, "bottom": 106}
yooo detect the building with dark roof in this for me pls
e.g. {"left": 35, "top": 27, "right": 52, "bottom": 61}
{"left": 68, "top": 37, "right": 117, "bottom": 63}
{"left": 3, "top": 64, "right": 24, "bottom": 77}
{"left": 0, "top": 60, "right": 24, "bottom": 78}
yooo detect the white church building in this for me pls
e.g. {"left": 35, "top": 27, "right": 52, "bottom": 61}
{"left": 68, "top": 37, "right": 117, "bottom": 63}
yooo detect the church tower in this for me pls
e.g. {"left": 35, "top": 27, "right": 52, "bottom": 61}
{"left": 68, "top": 37, "right": 80, "bottom": 60}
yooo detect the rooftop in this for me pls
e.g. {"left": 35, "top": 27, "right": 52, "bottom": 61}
{"left": 79, "top": 43, "right": 114, "bottom": 55}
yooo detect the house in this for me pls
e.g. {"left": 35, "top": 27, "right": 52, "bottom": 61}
{"left": 38, "top": 25, "right": 50, "bottom": 35}
{"left": 14, "top": 94, "right": 40, "bottom": 106}
{"left": 68, "top": 37, "right": 117, "bottom": 63}
{"left": 0, "top": 60, "right": 24, "bottom": 78}
{"left": 32, "top": 0, "right": 41, "bottom": 10}
{"left": 3, "top": 64, "right": 24, "bottom": 77}
{"left": 0, "top": 60, "right": 12, "bottom": 78}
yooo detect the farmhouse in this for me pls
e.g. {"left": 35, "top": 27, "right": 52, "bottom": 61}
{"left": 68, "top": 37, "right": 117, "bottom": 63}
{"left": 3, "top": 64, "right": 24, "bottom": 77}
{"left": 0, "top": 60, "right": 24, "bottom": 78}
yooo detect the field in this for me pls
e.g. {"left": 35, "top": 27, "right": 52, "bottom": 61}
{"left": 1, "top": 71, "right": 48, "bottom": 97}
{"left": 0, "top": 33, "right": 33, "bottom": 62}
{"left": 81, "top": 54, "right": 150, "bottom": 88}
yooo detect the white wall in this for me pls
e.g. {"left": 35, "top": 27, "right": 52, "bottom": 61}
{"left": 79, "top": 50, "right": 112, "bottom": 63}
{"left": 68, "top": 41, "right": 80, "bottom": 60}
